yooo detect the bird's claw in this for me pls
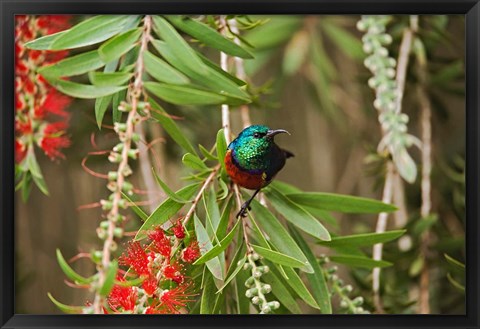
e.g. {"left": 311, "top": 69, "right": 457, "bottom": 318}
{"left": 236, "top": 204, "right": 252, "bottom": 218}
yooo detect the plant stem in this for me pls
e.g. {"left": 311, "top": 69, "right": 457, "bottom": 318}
{"left": 371, "top": 17, "right": 415, "bottom": 313}
{"left": 415, "top": 15, "right": 432, "bottom": 313}
{"left": 93, "top": 15, "right": 152, "bottom": 314}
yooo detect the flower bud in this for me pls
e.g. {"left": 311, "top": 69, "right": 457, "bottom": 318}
{"left": 114, "top": 227, "right": 124, "bottom": 238}
{"left": 245, "top": 277, "right": 255, "bottom": 288}
{"left": 261, "top": 305, "right": 272, "bottom": 313}
{"left": 245, "top": 288, "right": 258, "bottom": 298}
{"left": 252, "top": 269, "right": 262, "bottom": 279}
{"left": 108, "top": 171, "right": 118, "bottom": 181}
{"left": 268, "top": 301, "right": 280, "bottom": 310}
{"left": 261, "top": 284, "right": 272, "bottom": 294}
{"left": 251, "top": 296, "right": 260, "bottom": 305}
{"left": 108, "top": 152, "right": 122, "bottom": 163}
{"left": 113, "top": 143, "right": 124, "bottom": 153}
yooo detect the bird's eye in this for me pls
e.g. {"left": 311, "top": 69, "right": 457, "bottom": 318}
{"left": 253, "top": 132, "right": 261, "bottom": 138}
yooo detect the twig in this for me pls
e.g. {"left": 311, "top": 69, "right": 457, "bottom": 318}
{"left": 92, "top": 15, "right": 152, "bottom": 314}
{"left": 371, "top": 17, "right": 416, "bottom": 313}
{"left": 372, "top": 161, "right": 395, "bottom": 313}
{"left": 415, "top": 14, "right": 432, "bottom": 313}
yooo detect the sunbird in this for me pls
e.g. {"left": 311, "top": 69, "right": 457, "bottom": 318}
{"left": 224, "top": 125, "right": 294, "bottom": 218}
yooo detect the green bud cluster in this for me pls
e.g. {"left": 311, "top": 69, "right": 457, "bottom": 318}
{"left": 243, "top": 253, "right": 280, "bottom": 314}
{"left": 320, "top": 256, "right": 370, "bottom": 314}
{"left": 358, "top": 15, "right": 419, "bottom": 183}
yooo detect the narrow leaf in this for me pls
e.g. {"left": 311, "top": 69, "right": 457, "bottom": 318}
{"left": 51, "top": 15, "right": 136, "bottom": 50}
{"left": 251, "top": 244, "right": 306, "bottom": 269}
{"left": 38, "top": 50, "right": 105, "bottom": 77}
{"left": 286, "top": 192, "right": 397, "bottom": 213}
{"left": 149, "top": 99, "right": 197, "bottom": 155}
{"left": 152, "top": 168, "right": 189, "bottom": 203}
{"left": 152, "top": 16, "right": 207, "bottom": 75}
{"left": 135, "top": 183, "right": 199, "bottom": 240}
{"left": 289, "top": 225, "right": 332, "bottom": 314}
{"left": 167, "top": 16, "right": 254, "bottom": 58}
{"left": 47, "top": 293, "right": 84, "bottom": 314}
{"left": 330, "top": 255, "right": 392, "bottom": 269}
{"left": 265, "top": 187, "right": 331, "bottom": 241}
{"left": 95, "top": 94, "right": 113, "bottom": 129}
{"left": 98, "top": 27, "right": 142, "bottom": 63}
{"left": 89, "top": 71, "right": 133, "bottom": 86}
{"left": 194, "top": 219, "right": 240, "bottom": 265}
{"left": 263, "top": 270, "right": 302, "bottom": 313}
{"left": 56, "top": 249, "right": 92, "bottom": 284}
{"left": 143, "top": 51, "right": 190, "bottom": 85}
{"left": 122, "top": 192, "right": 148, "bottom": 221}
{"left": 145, "top": 82, "right": 227, "bottom": 105}
{"left": 182, "top": 153, "right": 208, "bottom": 171}
{"left": 24, "top": 31, "right": 67, "bottom": 50}
{"left": 194, "top": 214, "right": 224, "bottom": 280}
{"left": 99, "top": 260, "right": 118, "bottom": 296}
{"left": 317, "top": 230, "right": 406, "bottom": 248}
{"left": 43, "top": 77, "right": 126, "bottom": 99}
{"left": 250, "top": 199, "right": 313, "bottom": 273}
{"left": 200, "top": 271, "right": 216, "bottom": 314}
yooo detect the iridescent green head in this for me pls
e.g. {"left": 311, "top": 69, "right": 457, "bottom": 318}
{"left": 228, "top": 125, "right": 289, "bottom": 172}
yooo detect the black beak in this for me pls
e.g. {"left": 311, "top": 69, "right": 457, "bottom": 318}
{"left": 266, "top": 129, "right": 290, "bottom": 138}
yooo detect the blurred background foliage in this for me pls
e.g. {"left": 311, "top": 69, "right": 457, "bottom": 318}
{"left": 16, "top": 15, "right": 465, "bottom": 314}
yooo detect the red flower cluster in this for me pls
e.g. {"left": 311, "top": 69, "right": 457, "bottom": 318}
{"left": 109, "top": 224, "right": 201, "bottom": 314}
{"left": 15, "top": 15, "right": 71, "bottom": 163}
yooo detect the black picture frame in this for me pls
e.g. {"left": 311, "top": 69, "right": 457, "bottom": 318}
{"left": 1, "top": 1, "right": 479, "bottom": 328}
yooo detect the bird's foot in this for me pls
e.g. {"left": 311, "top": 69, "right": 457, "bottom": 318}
{"left": 236, "top": 203, "right": 252, "bottom": 218}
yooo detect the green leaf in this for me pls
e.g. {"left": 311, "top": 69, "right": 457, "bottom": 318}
{"left": 25, "top": 148, "right": 43, "bottom": 179}
{"left": 151, "top": 40, "right": 251, "bottom": 103}
{"left": 24, "top": 31, "right": 67, "bottom": 50}
{"left": 95, "top": 94, "right": 113, "bottom": 129}
{"left": 250, "top": 199, "right": 312, "bottom": 273}
{"left": 152, "top": 16, "right": 208, "bottom": 75}
{"left": 215, "top": 196, "right": 233, "bottom": 240}
{"left": 135, "top": 183, "right": 199, "bottom": 240}
{"left": 99, "top": 260, "right": 118, "bottom": 296}
{"left": 270, "top": 180, "right": 301, "bottom": 194}
{"left": 31, "top": 172, "right": 49, "bottom": 196}
{"left": 47, "top": 293, "right": 84, "bottom": 314}
{"left": 182, "top": 153, "right": 208, "bottom": 171}
{"left": 152, "top": 168, "right": 190, "bottom": 203}
{"left": 194, "top": 214, "right": 224, "bottom": 280}
{"left": 263, "top": 268, "right": 302, "bottom": 313}
{"left": 329, "top": 255, "right": 392, "bottom": 269}
{"left": 444, "top": 254, "right": 465, "bottom": 275}
{"left": 98, "top": 27, "right": 142, "bottom": 63}
{"left": 245, "top": 17, "right": 302, "bottom": 50}
{"left": 51, "top": 15, "right": 136, "bottom": 50}
{"left": 251, "top": 244, "right": 306, "bottom": 269}
{"left": 38, "top": 50, "right": 105, "bottom": 77}
{"left": 392, "top": 148, "right": 417, "bottom": 184}
{"left": 143, "top": 51, "right": 190, "bottom": 85}
{"left": 216, "top": 256, "right": 246, "bottom": 294}
{"left": 89, "top": 71, "right": 133, "bottom": 86}
{"left": 114, "top": 276, "right": 145, "bottom": 287}
{"left": 167, "top": 16, "right": 254, "bottom": 59}
{"left": 317, "top": 230, "right": 406, "bottom": 248}
{"left": 281, "top": 266, "right": 320, "bottom": 310}
{"left": 149, "top": 99, "right": 197, "bottom": 155}
{"left": 216, "top": 129, "right": 228, "bottom": 172}
{"left": 194, "top": 219, "right": 240, "bottom": 265}
{"left": 283, "top": 30, "right": 310, "bottom": 75}
{"left": 122, "top": 192, "right": 148, "bottom": 221}
{"left": 289, "top": 226, "right": 332, "bottom": 314}
{"left": 112, "top": 89, "right": 126, "bottom": 123}
{"left": 321, "top": 21, "right": 364, "bottom": 60}
{"left": 205, "top": 187, "right": 221, "bottom": 233}
{"left": 265, "top": 187, "right": 331, "bottom": 241}
{"left": 43, "top": 77, "right": 126, "bottom": 99}
{"left": 199, "top": 144, "right": 217, "bottom": 161}
{"left": 409, "top": 255, "right": 424, "bottom": 277}
{"left": 200, "top": 271, "right": 216, "bottom": 314}
{"left": 145, "top": 81, "right": 227, "bottom": 105}
{"left": 197, "top": 51, "right": 246, "bottom": 86}
{"left": 56, "top": 249, "right": 92, "bottom": 284}
{"left": 447, "top": 273, "right": 465, "bottom": 291}
{"left": 412, "top": 214, "right": 438, "bottom": 236}
{"left": 286, "top": 192, "right": 397, "bottom": 213}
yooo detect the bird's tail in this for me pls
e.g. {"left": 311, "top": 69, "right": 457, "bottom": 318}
{"left": 283, "top": 149, "right": 295, "bottom": 158}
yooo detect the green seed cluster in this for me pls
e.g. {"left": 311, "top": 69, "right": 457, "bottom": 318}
{"left": 243, "top": 252, "right": 280, "bottom": 314}
{"left": 320, "top": 256, "right": 370, "bottom": 314}
{"left": 357, "top": 15, "right": 418, "bottom": 183}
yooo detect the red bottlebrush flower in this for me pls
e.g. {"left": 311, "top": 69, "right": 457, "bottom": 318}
{"left": 163, "top": 263, "right": 184, "bottom": 284}
{"left": 142, "top": 275, "right": 158, "bottom": 296}
{"left": 35, "top": 91, "right": 71, "bottom": 119}
{"left": 148, "top": 228, "right": 171, "bottom": 258}
{"left": 39, "top": 122, "right": 71, "bottom": 160}
{"left": 15, "top": 140, "right": 27, "bottom": 163}
{"left": 172, "top": 221, "right": 185, "bottom": 239}
{"left": 24, "top": 79, "right": 36, "bottom": 94}
{"left": 119, "top": 242, "right": 151, "bottom": 277}
{"left": 15, "top": 118, "right": 32, "bottom": 134}
{"left": 159, "top": 284, "right": 196, "bottom": 314}
{"left": 107, "top": 278, "right": 137, "bottom": 312}
{"left": 15, "top": 61, "right": 28, "bottom": 75}
{"left": 181, "top": 241, "right": 200, "bottom": 263}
